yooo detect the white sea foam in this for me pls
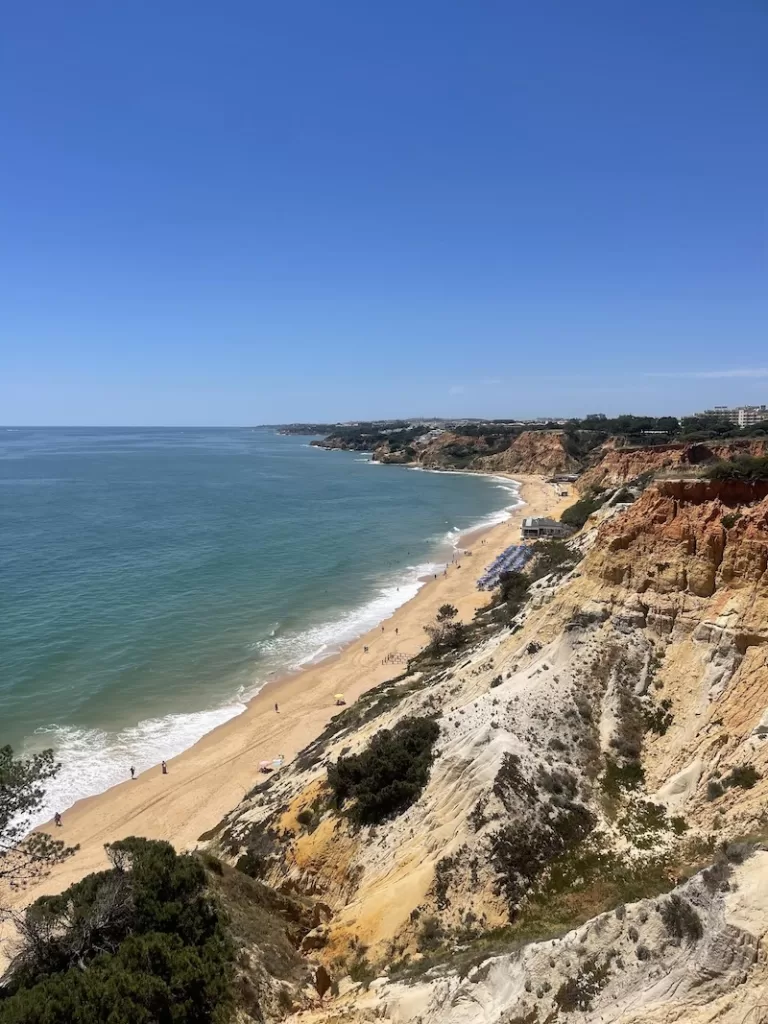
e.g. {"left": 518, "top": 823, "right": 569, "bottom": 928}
{"left": 23, "top": 560, "right": 441, "bottom": 826}
{"left": 24, "top": 702, "right": 247, "bottom": 828}
{"left": 250, "top": 559, "right": 440, "bottom": 671}
{"left": 434, "top": 476, "right": 523, "bottom": 549}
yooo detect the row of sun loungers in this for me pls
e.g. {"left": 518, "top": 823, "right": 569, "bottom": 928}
{"left": 476, "top": 544, "right": 534, "bottom": 590}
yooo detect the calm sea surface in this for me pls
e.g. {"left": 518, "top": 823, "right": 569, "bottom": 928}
{"left": 0, "top": 427, "right": 519, "bottom": 818}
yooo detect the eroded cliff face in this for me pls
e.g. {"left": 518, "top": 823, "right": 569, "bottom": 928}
{"left": 372, "top": 430, "right": 580, "bottom": 475}
{"left": 210, "top": 479, "right": 768, "bottom": 1024}
{"left": 295, "top": 854, "right": 768, "bottom": 1024}
{"left": 475, "top": 430, "right": 580, "bottom": 476}
{"left": 577, "top": 438, "right": 768, "bottom": 493}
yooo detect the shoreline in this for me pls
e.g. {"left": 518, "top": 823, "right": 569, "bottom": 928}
{"left": 4, "top": 474, "right": 571, "bottom": 911}
{"left": 15, "top": 465, "right": 519, "bottom": 831}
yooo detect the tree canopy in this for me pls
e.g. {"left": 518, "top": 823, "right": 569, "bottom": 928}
{"left": 0, "top": 745, "right": 77, "bottom": 894}
{"left": 0, "top": 838, "right": 233, "bottom": 1024}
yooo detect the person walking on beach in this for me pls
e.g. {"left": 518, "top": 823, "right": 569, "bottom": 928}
{"left": 54, "top": 811, "right": 62, "bottom": 827}
{"left": 130, "top": 766, "right": 135, "bottom": 780}
{"left": 274, "top": 702, "right": 279, "bottom": 713}
{"left": 161, "top": 760, "right": 167, "bottom": 775}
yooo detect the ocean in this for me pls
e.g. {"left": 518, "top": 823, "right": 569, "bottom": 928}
{"left": 0, "top": 427, "right": 520, "bottom": 820}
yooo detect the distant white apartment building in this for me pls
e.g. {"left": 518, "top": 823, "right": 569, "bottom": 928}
{"left": 695, "top": 405, "right": 768, "bottom": 428}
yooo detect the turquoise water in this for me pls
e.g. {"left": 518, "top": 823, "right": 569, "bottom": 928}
{"left": 0, "top": 427, "right": 519, "bottom": 818}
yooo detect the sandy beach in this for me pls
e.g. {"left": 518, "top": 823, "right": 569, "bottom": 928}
{"left": 2, "top": 473, "right": 570, "bottom": 912}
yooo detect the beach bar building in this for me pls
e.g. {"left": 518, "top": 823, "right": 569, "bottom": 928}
{"left": 521, "top": 516, "right": 573, "bottom": 540}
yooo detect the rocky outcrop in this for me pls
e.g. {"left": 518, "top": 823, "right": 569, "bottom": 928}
{"left": 475, "top": 430, "right": 580, "bottom": 476}
{"left": 370, "top": 442, "right": 413, "bottom": 464}
{"left": 311, "top": 436, "right": 373, "bottom": 452}
{"left": 306, "top": 853, "right": 768, "bottom": 1024}
{"left": 588, "top": 481, "right": 768, "bottom": 599}
{"left": 371, "top": 430, "right": 580, "bottom": 475}
{"left": 577, "top": 439, "right": 768, "bottom": 493}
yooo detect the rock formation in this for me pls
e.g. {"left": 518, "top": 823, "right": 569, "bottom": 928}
{"left": 577, "top": 439, "right": 768, "bottom": 493}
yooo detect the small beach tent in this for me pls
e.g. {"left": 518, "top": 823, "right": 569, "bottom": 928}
{"left": 272, "top": 756, "right": 283, "bottom": 770}
{"left": 334, "top": 693, "right": 346, "bottom": 705}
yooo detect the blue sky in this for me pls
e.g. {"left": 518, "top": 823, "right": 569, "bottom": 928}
{"left": 1, "top": 2, "right": 766, "bottom": 424}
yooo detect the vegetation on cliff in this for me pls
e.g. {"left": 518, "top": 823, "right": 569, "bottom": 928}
{"left": 560, "top": 489, "right": 609, "bottom": 529}
{"left": 303, "top": 412, "right": 768, "bottom": 470}
{"left": 0, "top": 746, "right": 78, "bottom": 893}
{"left": 705, "top": 455, "right": 768, "bottom": 481}
{"left": 328, "top": 716, "right": 440, "bottom": 825}
{"left": 0, "top": 838, "right": 234, "bottom": 1024}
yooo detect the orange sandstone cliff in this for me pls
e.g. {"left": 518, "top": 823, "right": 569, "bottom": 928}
{"left": 577, "top": 438, "right": 768, "bottom": 492}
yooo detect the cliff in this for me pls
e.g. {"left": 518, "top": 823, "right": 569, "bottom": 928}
{"left": 475, "top": 429, "right": 581, "bottom": 475}
{"left": 206, "top": 477, "right": 768, "bottom": 1024}
{"left": 317, "top": 431, "right": 768, "bottom": 487}
{"left": 577, "top": 438, "right": 768, "bottom": 493}
{"left": 370, "top": 430, "right": 580, "bottom": 475}
{"left": 311, "top": 436, "right": 373, "bottom": 453}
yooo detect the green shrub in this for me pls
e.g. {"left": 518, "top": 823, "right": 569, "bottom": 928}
{"left": 423, "top": 616, "right": 466, "bottom": 653}
{"left": 327, "top": 717, "right": 440, "bottom": 825}
{"left": 554, "top": 954, "right": 612, "bottom": 1012}
{"left": 617, "top": 801, "right": 670, "bottom": 849}
{"left": 721, "top": 512, "right": 743, "bottom": 529}
{"left": 560, "top": 491, "right": 607, "bottom": 530}
{"left": 707, "top": 779, "right": 724, "bottom": 801}
{"left": 490, "top": 802, "right": 594, "bottom": 915}
{"left": 708, "top": 765, "right": 762, "bottom": 800}
{"left": 436, "top": 603, "right": 458, "bottom": 622}
{"left": 705, "top": 456, "right": 768, "bottom": 481}
{"left": 417, "top": 915, "right": 445, "bottom": 952}
{"left": 499, "top": 569, "right": 529, "bottom": 605}
{"left": 201, "top": 852, "right": 224, "bottom": 875}
{"left": 643, "top": 697, "right": 674, "bottom": 736}
{"left": 348, "top": 956, "right": 376, "bottom": 988}
{"left": 660, "top": 895, "right": 703, "bottom": 944}
{"left": 236, "top": 850, "right": 267, "bottom": 878}
{"left": 0, "top": 933, "right": 232, "bottom": 1024}
{"left": 1, "top": 839, "right": 233, "bottom": 1024}
{"left": 493, "top": 753, "right": 537, "bottom": 808}
{"left": 726, "top": 765, "right": 761, "bottom": 790}
{"left": 602, "top": 756, "right": 645, "bottom": 798}
{"left": 613, "top": 487, "right": 635, "bottom": 503}
{"left": 528, "top": 541, "right": 579, "bottom": 582}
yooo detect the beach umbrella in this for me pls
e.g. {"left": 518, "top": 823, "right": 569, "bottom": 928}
{"left": 334, "top": 693, "right": 346, "bottom": 705}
